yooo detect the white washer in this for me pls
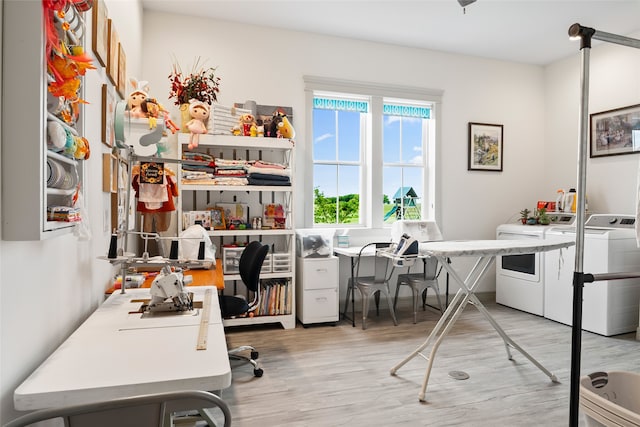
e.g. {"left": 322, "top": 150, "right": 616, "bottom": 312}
{"left": 496, "top": 213, "right": 577, "bottom": 316}
{"left": 544, "top": 214, "right": 640, "bottom": 336}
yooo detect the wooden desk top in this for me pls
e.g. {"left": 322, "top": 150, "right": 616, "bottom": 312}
{"left": 107, "top": 259, "right": 224, "bottom": 294}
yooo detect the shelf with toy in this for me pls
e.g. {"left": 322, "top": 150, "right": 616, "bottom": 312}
{"left": 178, "top": 133, "right": 294, "bottom": 150}
{"left": 176, "top": 120, "right": 296, "bottom": 330}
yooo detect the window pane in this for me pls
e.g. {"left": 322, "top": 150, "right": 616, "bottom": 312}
{"left": 314, "top": 164, "right": 337, "bottom": 224}
{"left": 383, "top": 115, "right": 401, "bottom": 163}
{"left": 383, "top": 166, "right": 423, "bottom": 223}
{"left": 338, "top": 165, "right": 360, "bottom": 224}
{"left": 402, "top": 118, "right": 423, "bottom": 164}
{"left": 313, "top": 164, "right": 361, "bottom": 225}
{"left": 337, "top": 111, "right": 361, "bottom": 162}
{"left": 313, "top": 109, "right": 336, "bottom": 161}
{"left": 383, "top": 167, "right": 402, "bottom": 223}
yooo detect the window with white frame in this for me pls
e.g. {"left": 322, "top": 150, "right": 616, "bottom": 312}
{"left": 304, "top": 76, "right": 441, "bottom": 229}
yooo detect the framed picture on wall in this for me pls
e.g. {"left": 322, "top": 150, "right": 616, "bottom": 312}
{"left": 117, "top": 43, "right": 127, "bottom": 99}
{"left": 106, "top": 19, "right": 119, "bottom": 85}
{"left": 101, "top": 83, "right": 116, "bottom": 147}
{"left": 468, "top": 122, "right": 503, "bottom": 172}
{"left": 590, "top": 104, "right": 640, "bottom": 158}
{"left": 91, "top": 0, "right": 108, "bottom": 67}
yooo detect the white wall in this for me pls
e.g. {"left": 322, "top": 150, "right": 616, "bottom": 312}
{"left": 544, "top": 34, "right": 640, "bottom": 214}
{"left": 0, "top": 1, "right": 143, "bottom": 423}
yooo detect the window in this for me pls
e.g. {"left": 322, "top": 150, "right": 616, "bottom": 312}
{"left": 304, "top": 76, "right": 441, "bottom": 229}
{"left": 312, "top": 95, "right": 368, "bottom": 226}
{"left": 382, "top": 101, "right": 431, "bottom": 224}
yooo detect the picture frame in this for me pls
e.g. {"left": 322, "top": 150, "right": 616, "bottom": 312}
{"left": 216, "top": 202, "right": 249, "bottom": 227}
{"left": 91, "top": 0, "right": 108, "bottom": 67}
{"left": 468, "top": 122, "right": 503, "bottom": 172}
{"left": 101, "top": 83, "right": 116, "bottom": 147}
{"left": 590, "top": 104, "right": 640, "bottom": 158}
{"left": 102, "top": 153, "right": 117, "bottom": 193}
{"left": 263, "top": 203, "right": 286, "bottom": 229}
{"left": 117, "top": 43, "right": 127, "bottom": 99}
{"left": 106, "top": 19, "right": 118, "bottom": 85}
{"left": 209, "top": 207, "right": 226, "bottom": 230}
{"left": 184, "top": 210, "right": 212, "bottom": 230}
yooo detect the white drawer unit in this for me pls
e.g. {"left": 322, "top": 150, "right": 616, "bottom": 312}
{"left": 296, "top": 256, "right": 339, "bottom": 326}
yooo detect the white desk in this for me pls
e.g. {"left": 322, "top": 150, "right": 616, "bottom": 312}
{"left": 390, "top": 237, "right": 575, "bottom": 402}
{"left": 14, "top": 286, "right": 231, "bottom": 411}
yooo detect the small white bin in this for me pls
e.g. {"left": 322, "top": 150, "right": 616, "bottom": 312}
{"left": 272, "top": 252, "right": 291, "bottom": 273}
{"left": 261, "top": 254, "right": 272, "bottom": 274}
{"left": 580, "top": 371, "right": 640, "bottom": 427}
{"left": 222, "top": 247, "right": 244, "bottom": 274}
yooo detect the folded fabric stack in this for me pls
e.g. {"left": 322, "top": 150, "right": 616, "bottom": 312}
{"left": 246, "top": 160, "right": 291, "bottom": 186}
{"left": 182, "top": 151, "right": 215, "bottom": 174}
{"left": 214, "top": 158, "right": 249, "bottom": 186}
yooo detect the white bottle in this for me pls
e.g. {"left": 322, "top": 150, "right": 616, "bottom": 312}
{"left": 556, "top": 189, "right": 565, "bottom": 212}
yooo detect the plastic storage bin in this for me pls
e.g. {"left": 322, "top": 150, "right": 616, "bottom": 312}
{"left": 580, "top": 371, "right": 640, "bottom": 426}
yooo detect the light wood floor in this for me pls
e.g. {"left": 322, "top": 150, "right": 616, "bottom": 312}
{"left": 220, "top": 294, "right": 640, "bottom": 426}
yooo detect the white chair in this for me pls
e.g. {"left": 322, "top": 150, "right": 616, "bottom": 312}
{"left": 351, "top": 242, "right": 398, "bottom": 329}
{"left": 394, "top": 256, "right": 443, "bottom": 323}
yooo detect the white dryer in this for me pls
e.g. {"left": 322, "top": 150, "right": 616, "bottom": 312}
{"left": 544, "top": 214, "right": 640, "bottom": 336}
{"left": 496, "top": 213, "right": 576, "bottom": 316}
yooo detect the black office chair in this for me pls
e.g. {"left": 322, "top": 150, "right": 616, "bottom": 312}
{"left": 4, "top": 390, "right": 231, "bottom": 427}
{"left": 219, "top": 241, "right": 269, "bottom": 377}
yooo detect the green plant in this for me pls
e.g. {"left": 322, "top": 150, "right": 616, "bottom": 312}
{"left": 537, "top": 207, "right": 551, "bottom": 225}
{"left": 519, "top": 208, "right": 531, "bottom": 224}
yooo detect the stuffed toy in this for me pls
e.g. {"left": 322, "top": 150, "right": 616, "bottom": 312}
{"left": 256, "top": 119, "right": 265, "bottom": 137}
{"left": 278, "top": 116, "right": 295, "bottom": 140}
{"left": 236, "top": 113, "right": 256, "bottom": 137}
{"left": 186, "top": 99, "right": 210, "bottom": 149}
{"left": 141, "top": 98, "right": 160, "bottom": 129}
{"left": 73, "top": 136, "right": 90, "bottom": 160}
{"left": 268, "top": 111, "right": 285, "bottom": 137}
{"left": 127, "top": 79, "right": 149, "bottom": 118}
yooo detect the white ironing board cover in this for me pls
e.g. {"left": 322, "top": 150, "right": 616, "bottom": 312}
{"left": 418, "top": 237, "right": 574, "bottom": 258}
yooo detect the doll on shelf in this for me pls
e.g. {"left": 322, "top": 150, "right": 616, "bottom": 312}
{"left": 127, "top": 78, "right": 150, "bottom": 119}
{"left": 186, "top": 99, "right": 210, "bottom": 149}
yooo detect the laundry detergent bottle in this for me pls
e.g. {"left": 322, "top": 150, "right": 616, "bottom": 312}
{"left": 564, "top": 188, "right": 577, "bottom": 213}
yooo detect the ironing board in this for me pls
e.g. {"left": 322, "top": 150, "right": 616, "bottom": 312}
{"left": 389, "top": 237, "right": 575, "bottom": 402}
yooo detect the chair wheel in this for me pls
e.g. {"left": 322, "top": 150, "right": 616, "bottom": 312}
{"left": 254, "top": 368, "right": 264, "bottom": 377}
{"left": 251, "top": 350, "right": 259, "bottom": 360}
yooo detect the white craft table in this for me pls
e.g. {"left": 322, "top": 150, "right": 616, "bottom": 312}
{"left": 14, "top": 286, "right": 231, "bottom": 411}
{"left": 389, "top": 237, "right": 575, "bottom": 402}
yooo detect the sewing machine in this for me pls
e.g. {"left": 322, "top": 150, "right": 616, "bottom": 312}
{"left": 145, "top": 265, "right": 194, "bottom": 312}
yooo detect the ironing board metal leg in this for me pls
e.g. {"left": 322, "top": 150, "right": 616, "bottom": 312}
{"left": 418, "top": 292, "right": 474, "bottom": 401}
{"left": 390, "top": 288, "right": 465, "bottom": 374}
{"left": 469, "top": 293, "right": 558, "bottom": 382}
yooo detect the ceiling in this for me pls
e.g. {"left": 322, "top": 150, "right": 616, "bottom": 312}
{"left": 141, "top": 0, "right": 640, "bottom": 66}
